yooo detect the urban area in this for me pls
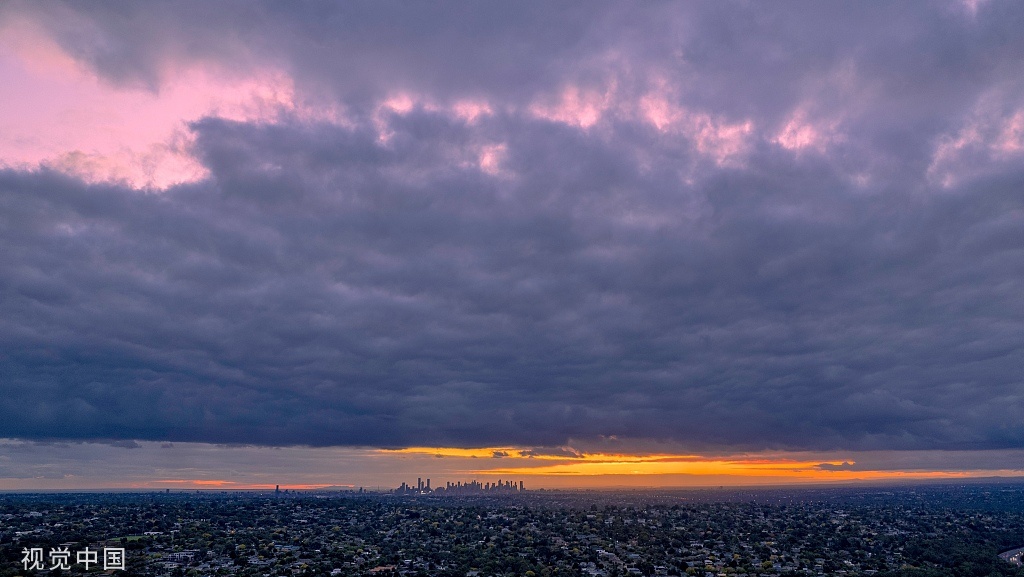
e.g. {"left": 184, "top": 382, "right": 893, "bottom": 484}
{"left": 3, "top": 482, "right": 1024, "bottom": 577}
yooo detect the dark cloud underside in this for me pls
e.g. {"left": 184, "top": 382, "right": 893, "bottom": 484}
{"left": 1, "top": 1, "right": 1023, "bottom": 451}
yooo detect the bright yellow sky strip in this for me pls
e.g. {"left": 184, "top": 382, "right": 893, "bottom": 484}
{"left": 380, "top": 446, "right": 1024, "bottom": 483}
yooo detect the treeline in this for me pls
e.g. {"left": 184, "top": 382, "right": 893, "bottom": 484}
{"left": 881, "top": 535, "right": 1024, "bottom": 577}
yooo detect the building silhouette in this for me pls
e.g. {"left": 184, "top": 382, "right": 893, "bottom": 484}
{"left": 394, "top": 477, "right": 526, "bottom": 495}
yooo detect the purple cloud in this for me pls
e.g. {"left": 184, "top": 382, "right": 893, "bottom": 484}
{"left": 0, "top": 1, "right": 1022, "bottom": 454}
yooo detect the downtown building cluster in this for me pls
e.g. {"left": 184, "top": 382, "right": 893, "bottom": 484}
{"left": 393, "top": 477, "right": 525, "bottom": 495}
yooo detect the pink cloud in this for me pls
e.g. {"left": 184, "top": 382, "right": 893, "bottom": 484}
{"left": 773, "top": 108, "right": 840, "bottom": 153}
{"left": 530, "top": 84, "right": 615, "bottom": 129}
{"left": 638, "top": 94, "right": 680, "bottom": 131}
{"left": 995, "top": 110, "right": 1024, "bottom": 154}
{"left": 928, "top": 103, "right": 1024, "bottom": 187}
{"left": 452, "top": 99, "right": 493, "bottom": 123}
{"left": 477, "top": 143, "right": 507, "bottom": 176}
{"left": 0, "top": 24, "right": 339, "bottom": 189}
{"left": 639, "top": 92, "right": 754, "bottom": 166}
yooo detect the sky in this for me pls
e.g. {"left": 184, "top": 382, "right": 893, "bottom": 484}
{"left": 1, "top": 1, "right": 1024, "bottom": 490}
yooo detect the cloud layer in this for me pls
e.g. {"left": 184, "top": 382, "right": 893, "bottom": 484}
{"left": 1, "top": 1, "right": 1023, "bottom": 453}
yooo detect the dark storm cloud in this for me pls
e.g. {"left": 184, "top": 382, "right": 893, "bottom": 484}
{"left": 816, "top": 462, "right": 856, "bottom": 472}
{"left": 13, "top": 1, "right": 1024, "bottom": 127}
{"left": 521, "top": 447, "right": 585, "bottom": 460}
{"left": 1, "top": 1, "right": 1023, "bottom": 452}
{"left": 3, "top": 0, "right": 606, "bottom": 101}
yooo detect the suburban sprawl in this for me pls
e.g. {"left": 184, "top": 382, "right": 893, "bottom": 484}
{"left": 3, "top": 483, "right": 1024, "bottom": 577}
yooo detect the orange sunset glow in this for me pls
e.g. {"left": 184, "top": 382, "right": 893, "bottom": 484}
{"left": 381, "top": 447, "right": 1024, "bottom": 488}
